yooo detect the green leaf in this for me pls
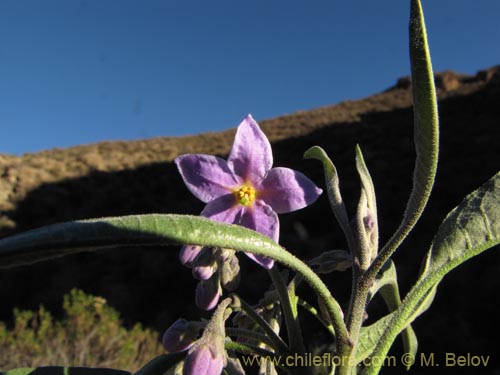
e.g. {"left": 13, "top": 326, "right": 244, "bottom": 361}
{"left": 355, "top": 146, "right": 377, "bottom": 236}
{"left": 420, "top": 173, "right": 500, "bottom": 280}
{"left": 357, "top": 286, "right": 435, "bottom": 366}
{"left": 133, "top": 353, "right": 184, "bottom": 375}
{"left": 0, "top": 213, "right": 348, "bottom": 347}
{"left": 364, "top": 261, "right": 417, "bottom": 369}
{"left": 356, "top": 313, "right": 393, "bottom": 364}
{"left": 355, "top": 145, "right": 379, "bottom": 268}
{"left": 369, "top": 0, "right": 439, "bottom": 276}
{"left": 0, "top": 214, "right": 279, "bottom": 269}
{"left": 0, "top": 367, "right": 130, "bottom": 375}
{"left": 376, "top": 267, "right": 418, "bottom": 371}
{"left": 365, "top": 172, "right": 500, "bottom": 375}
{"left": 304, "top": 146, "right": 355, "bottom": 253}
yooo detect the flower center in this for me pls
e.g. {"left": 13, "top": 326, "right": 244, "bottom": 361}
{"left": 235, "top": 185, "right": 256, "bottom": 206}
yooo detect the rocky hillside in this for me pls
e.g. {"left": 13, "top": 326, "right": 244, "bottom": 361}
{"left": 1, "top": 66, "right": 499, "bottom": 374}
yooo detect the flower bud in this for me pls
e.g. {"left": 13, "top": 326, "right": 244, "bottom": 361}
{"left": 192, "top": 248, "right": 217, "bottom": 280}
{"left": 363, "top": 212, "right": 375, "bottom": 232}
{"left": 195, "top": 273, "right": 222, "bottom": 311}
{"left": 183, "top": 298, "right": 231, "bottom": 375}
{"left": 180, "top": 245, "right": 203, "bottom": 267}
{"left": 162, "top": 318, "right": 200, "bottom": 353}
{"left": 192, "top": 265, "right": 216, "bottom": 281}
{"left": 183, "top": 343, "right": 224, "bottom": 375}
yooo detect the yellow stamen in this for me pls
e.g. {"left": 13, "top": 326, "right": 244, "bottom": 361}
{"left": 235, "top": 185, "right": 256, "bottom": 206}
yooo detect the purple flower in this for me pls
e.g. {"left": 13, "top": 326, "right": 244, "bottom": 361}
{"left": 175, "top": 114, "right": 322, "bottom": 269}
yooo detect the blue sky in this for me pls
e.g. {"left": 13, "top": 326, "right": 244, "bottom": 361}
{"left": 0, "top": 0, "right": 498, "bottom": 155}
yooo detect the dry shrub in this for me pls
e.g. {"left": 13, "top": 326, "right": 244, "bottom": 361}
{"left": 0, "top": 289, "right": 164, "bottom": 372}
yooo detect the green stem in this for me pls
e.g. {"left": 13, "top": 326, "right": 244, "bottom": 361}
{"left": 339, "top": 265, "right": 370, "bottom": 375}
{"left": 268, "top": 266, "right": 305, "bottom": 354}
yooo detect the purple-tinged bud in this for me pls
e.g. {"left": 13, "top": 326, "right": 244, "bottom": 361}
{"left": 183, "top": 343, "right": 224, "bottom": 375}
{"left": 180, "top": 245, "right": 203, "bottom": 267}
{"left": 192, "top": 265, "right": 216, "bottom": 280}
{"left": 363, "top": 213, "right": 375, "bottom": 232}
{"left": 184, "top": 298, "right": 231, "bottom": 375}
{"left": 162, "top": 318, "right": 200, "bottom": 353}
{"left": 192, "top": 248, "right": 217, "bottom": 280}
{"left": 195, "top": 273, "right": 222, "bottom": 311}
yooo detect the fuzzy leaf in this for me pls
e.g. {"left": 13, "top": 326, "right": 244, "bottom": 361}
{"left": 420, "top": 172, "right": 500, "bottom": 280}
{"left": 0, "top": 214, "right": 281, "bottom": 269}
{"left": 355, "top": 145, "right": 377, "bottom": 229}
{"left": 355, "top": 145, "right": 379, "bottom": 267}
{"left": 371, "top": 0, "right": 439, "bottom": 270}
{"left": 0, "top": 213, "right": 348, "bottom": 342}
{"left": 356, "top": 313, "right": 393, "bottom": 363}
{"left": 365, "top": 172, "right": 500, "bottom": 375}
{"left": 357, "top": 285, "right": 435, "bottom": 365}
{"left": 367, "top": 261, "right": 418, "bottom": 369}
{"left": 304, "top": 146, "right": 355, "bottom": 253}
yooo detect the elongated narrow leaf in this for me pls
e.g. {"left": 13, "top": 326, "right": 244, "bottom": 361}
{"left": 0, "top": 213, "right": 348, "bottom": 342}
{"left": 356, "top": 313, "right": 393, "bottom": 363}
{"left": 355, "top": 146, "right": 378, "bottom": 236}
{"left": 0, "top": 367, "right": 130, "bottom": 375}
{"left": 355, "top": 145, "right": 379, "bottom": 267}
{"left": 371, "top": 0, "right": 439, "bottom": 272}
{"left": 370, "top": 261, "right": 417, "bottom": 370}
{"left": 304, "top": 146, "right": 355, "bottom": 252}
{"left": 0, "top": 214, "right": 279, "bottom": 269}
{"left": 365, "top": 172, "right": 500, "bottom": 375}
{"left": 361, "top": 261, "right": 417, "bottom": 368}
{"left": 357, "top": 285, "right": 435, "bottom": 366}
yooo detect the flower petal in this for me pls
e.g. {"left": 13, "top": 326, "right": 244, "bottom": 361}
{"left": 175, "top": 154, "right": 242, "bottom": 203}
{"left": 227, "top": 115, "right": 273, "bottom": 184}
{"left": 260, "top": 167, "right": 323, "bottom": 214}
{"left": 239, "top": 201, "right": 278, "bottom": 269}
{"left": 200, "top": 194, "right": 242, "bottom": 223}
